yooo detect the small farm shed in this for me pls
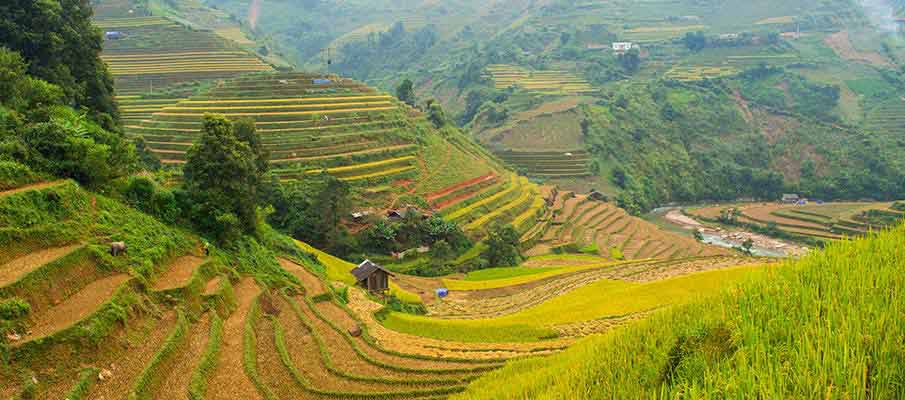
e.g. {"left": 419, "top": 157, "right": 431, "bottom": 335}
{"left": 588, "top": 189, "right": 608, "bottom": 202}
{"left": 351, "top": 260, "right": 394, "bottom": 293}
{"left": 782, "top": 194, "right": 800, "bottom": 204}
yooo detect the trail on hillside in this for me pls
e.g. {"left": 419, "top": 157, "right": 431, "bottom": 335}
{"left": 0, "top": 181, "right": 66, "bottom": 198}
{"left": 0, "top": 244, "right": 82, "bottom": 287}
{"left": 22, "top": 274, "right": 131, "bottom": 343}
{"left": 151, "top": 255, "right": 207, "bottom": 291}
{"left": 206, "top": 277, "right": 263, "bottom": 400}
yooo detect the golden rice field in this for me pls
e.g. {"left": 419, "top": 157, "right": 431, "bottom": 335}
{"left": 485, "top": 65, "right": 595, "bottom": 95}
{"left": 664, "top": 66, "right": 739, "bottom": 81}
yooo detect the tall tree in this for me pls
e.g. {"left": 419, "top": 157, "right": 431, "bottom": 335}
{"left": 396, "top": 79, "right": 416, "bottom": 107}
{"left": 184, "top": 115, "right": 264, "bottom": 244}
{"left": 481, "top": 225, "right": 523, "bottom": 267}
{"left": 0, "top": 0, "right": 119, "bottom": 128}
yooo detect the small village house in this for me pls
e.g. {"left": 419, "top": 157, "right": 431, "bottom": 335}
{"left": 612, "top": 42, "right": 634, "bottom": 53}
{"left": 350, "top": 260, "right": 394, "bottom": 293}
{"left": 782, "top": 194, "right": 800, "bottom": 204}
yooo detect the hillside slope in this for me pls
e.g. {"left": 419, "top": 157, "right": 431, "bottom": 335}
{"left": 453, "top": 223, "right": 905, "bottom": 399}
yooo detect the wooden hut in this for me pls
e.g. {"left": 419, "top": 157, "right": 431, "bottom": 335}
{"left": 350, "top": 260, "right": 394, "bottom": 293}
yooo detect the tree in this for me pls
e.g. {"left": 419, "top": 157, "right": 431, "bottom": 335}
{"left": 396, "top": 79, "right": 416, "bottom": 107}
{"left": 184, "top": 115, "right": 264, "bottom": 244}
{"left": 233, "top": 118, "right": 269, "bottom": 177}
{"left": 481, "top": 225, "right": 523, "bottom": 267}
{"left": 683, "top": 32, "right": 708, "bottom": 52}
{"left": 426, "top": 100, "right": 448, "bottom": 128}
{"left": 618, "top": 48, "right": 642, "bottom": 73}
{"left": 741, "top": 238, "right": 755, "bottom": 255}
{"left": 0, "top": 0, "right": 119, "bottom": 127}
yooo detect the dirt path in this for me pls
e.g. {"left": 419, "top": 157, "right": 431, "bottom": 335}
{"left": 278, "top": 258, "right": 326, "bottom": 296}
{"left": 88, "top": 312, "right": 179, "bottom": 400}
{"left": 20, "top": 274, "right": 131, "bottom": 344}
{"left": 824, "top": 31, "right": 890, "bottom": 67}
{"left": 255, "top": 302, "right": 317, "bottom": 400}
{"left": 0, "top": 244, "right": 82, "bottom": 287}
{"left": 202, "top": 276, "right": 223, "bottom": 296}
{"left": 207, "top": 277, "right": 263, "bottom": 400}
{"left": 0, "top": 181, "right": 65, "bottom": 198}
{"left": 152, "top": 313, "right": 212, "bottom": 400}
{"left": 152, "top": 255, "right": 207, "bottom": 291}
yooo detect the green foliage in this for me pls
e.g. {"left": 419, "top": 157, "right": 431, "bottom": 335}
{"left": 0, "top": 298, "right": 30, "bottom": 320}
{"left": 0, "top": 161, "right": 41, "bottom": 191}
{"left": 63, "top": 367, "right": 99, "bottom": 400}
{"left": 480, "top": 225, "right": 523, "bottom": 268}
{"left": 683, "top": 32, "right": 708, "bottom": 52}
{"left": 184, "top": 115, "right": 266, "bottom": 245}
{"left": 0, "top": 49, "right": 136, "bottom": 187}
{"left": 618, "top": 48, "right": 642, "bottom": 73}
{"left": 396, "top": 78, "right": 416, "bottom": 107}
{"left": 361, "top": 209, "right": 470, "bottom": 258}
{"left": 119, "top": 176, "right": 181, "bottom": 224}
{"left": 892, "top": 202, "right": 905, "bottom": 212}
{"left": 265, "top": 174, "right": 356, "bottom": 257}
{"left": 0, "top": 1, "right": 119, "bottom": 126}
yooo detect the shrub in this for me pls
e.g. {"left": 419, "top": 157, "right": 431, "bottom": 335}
{"left": 0, "top": 297, "right": 30, "bottom": 320}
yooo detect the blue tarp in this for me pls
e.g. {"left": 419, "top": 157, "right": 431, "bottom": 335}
{"left": 435, "top": 288, "right": 449, "bottom": 298}
{"left": 105, "top": 31, "right": 124, "bottom": 40}
{"left": 312, "top": 79, "right": 333, "bottom": 85}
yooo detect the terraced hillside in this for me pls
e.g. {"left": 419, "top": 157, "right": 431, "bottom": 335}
{"left": 525, "top": 191, "right": 729, "bottom": 259}
{"left": 127, "top": 72, "right": 491, "bottom": 190}
{"left": 496, "top": 150, "right": 592, "bottom": 179}
{"left": 0, "top": 178, "right": 552, "bottom": 399}
{"left": 436, "top": 174, "right": 547, "bottom": 239}
{"left": 96, "top": 16, "right": 272, "bottom": 97}
{"left": 484, "top": 64, "right": 595, "bottom": 95}
{"left": 865, "top": 97, "right": 905, "bottom": 134}
{"left": 687, "top": 201, "right": 904, "bottom": 242}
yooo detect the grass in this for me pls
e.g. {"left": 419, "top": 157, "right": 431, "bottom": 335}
{"left": 442, "top": 259, "right": 649, "bottom": 291}
{"left": 387, "top": 265, "right": 766, "bottom": 342}
{"left": 462, "top": 266, "right": 562, "bottom": 282}
{"left": 292, "top": 239, "right": 422, "bottom": 304}
{"left": 452, "top": 224, "right": 905, "bottom": 399}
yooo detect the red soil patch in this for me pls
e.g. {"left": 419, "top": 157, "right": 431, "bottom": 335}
{"left": 426, "top": 173, "right": 497, "bottom": 202}
{"left": 152, "top": 255, "right": 207, "bottom": 291}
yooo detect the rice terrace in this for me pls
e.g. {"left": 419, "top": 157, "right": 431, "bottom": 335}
{"left": 0, "top": 0, "right": 904, "bottom": 399}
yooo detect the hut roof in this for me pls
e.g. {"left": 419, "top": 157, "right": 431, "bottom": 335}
{"left": 350, "top": 260, "right": 395, "bottom": 282}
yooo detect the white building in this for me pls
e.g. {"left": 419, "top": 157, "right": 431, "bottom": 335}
{"left": 612, "top": 42, "right": 634, "bottom": 53}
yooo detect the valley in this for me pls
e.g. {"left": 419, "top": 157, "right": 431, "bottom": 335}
{"left": 0, "top": 0, "right": 903, "bottom": 398}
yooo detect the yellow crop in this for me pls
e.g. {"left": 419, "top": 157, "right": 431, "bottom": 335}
{"left": 445, "top": 175, "right": 518, "bottom": 221}
{"left": 155, "top": 106, "right": 396, "bottom": 117}
{"left": 179, "top": 95, "right": 391, "bottom": 105}
{"left": 162, "top": 101, "right": 393, "bottom": 112}
{"left": 308, "top": 156, "right": 415, "bottom": 174}
{"left": 465, "top": 183, "right": 537, "bottom": 230}
{"left": 340, "top": 166, "right": 416, "bottom": 182}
